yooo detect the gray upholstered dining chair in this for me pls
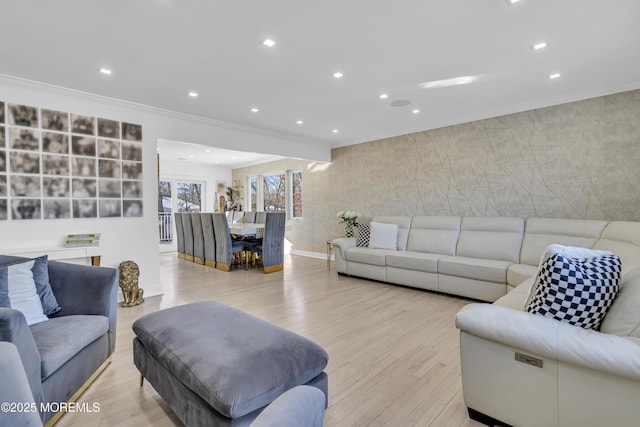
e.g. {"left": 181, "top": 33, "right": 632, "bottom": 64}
{"left": 191, "top": 212, "right": 205, "bottom": 265}
{"left": 212, "top": 213, "right": 247, "bottom": 271}
{"left": 174, "top": 212, "right": 185, "bottom": 259}
{"left": 255, "top": 211, "right": 267, "bottom": 224}
{"left": 247, "top": 212, "right": 286, "bottom": 273}
{"left": 181, "top": 213, "right": 195, "bottom": 262}
{"left": 200, "top": 213, "right": 217, "bottom": 267}
{"left": 244, "top": 211, "right": 256, "bottom": 223}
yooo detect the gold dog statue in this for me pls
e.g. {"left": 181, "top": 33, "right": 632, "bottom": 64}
{"left": 118, "top": 260, "right": 144, "bottom": 307}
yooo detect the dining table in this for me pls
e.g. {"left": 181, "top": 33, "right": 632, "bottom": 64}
{"left": 229, "top": 222, "right": 265, "bottom": 238}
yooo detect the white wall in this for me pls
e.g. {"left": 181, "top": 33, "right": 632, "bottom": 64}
{"left": 0, "top": 75, "right": 330, "bottom": 297}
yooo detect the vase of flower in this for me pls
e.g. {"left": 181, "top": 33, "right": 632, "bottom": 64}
{"left": 337, "top": 210, "right": 360, "bottom": 239}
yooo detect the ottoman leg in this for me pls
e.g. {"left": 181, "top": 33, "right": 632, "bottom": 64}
{"left": 140, "top": 374, "right": 144, "bottom": 387}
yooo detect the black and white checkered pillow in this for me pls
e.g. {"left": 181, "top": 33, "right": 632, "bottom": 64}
{"left": 526, "top": 253, "right": 621, "bottom": 330}
{"left": 356, "top": 223, "right": 370, "bottom": 247}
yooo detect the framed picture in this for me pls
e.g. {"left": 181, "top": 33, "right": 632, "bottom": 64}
{"left": 99, "top": 199, "right": 121, "bottom": 218}
{"left": 10, "top": 175, "right": 41, "bottom": 197}
{"left": 123, "top": 200, "right": 143, "bottom": 217}
{"left": 72, "top": 157, "right": 96, "bottom": 177}
{"left": 0, "top": 102, "right": 4, "bottom": 123}
{"left": 10, "top": 152, "right": 40, "bottom": 174}
{"left": 0, "top": 126, "right": 5, "bottom": 148}
{"left": 41, "top": 109, "right": 69, "bottom": 132}
{"left": 97, "top": 118, "right": 120, "bottom": 139}
{"left": 0, "top": 199, "right": 6, "bottom": 220}
{"left": 122, "top": 122, "right": 142, "bottom": 142}
{"left": 98, "top": 139, "right": 120, "bottom": 158}
{"left": 12, "top": 199, "right": 41, "bottom": 219}
{"left": 8, "top": 104, "right": 38, "bottom": 127}
{"left": 43, "top": 177, "right": 70, "bottom": 197}
{"left": 42, "top": 154, "right": 70, "bottom": 176}
{"left": 71, "top": 114, "right": 95, "bottom": 135}
{"left": 0, "top": 151, "right": 5, "bottom": 173}
{"left": 122, "top": 180, "right": 142, "bottom": 198}
{"left": 9, "top": 128, "right": 40, "bottom": 151}
{"left": 0, "top": 175, "right": 6, "bottom": 196}
{"left": 122, "top": 141, "right": 142, "bottom": 161}
{"left": 71, "top": 136, "right": 96, "bottom": 156}
{"left": 72, "top": 178, "right": 97, "bottom": 197}
{"left": 122, "top": 161, "right": 142, "bottom": 179}
{"left": 42, "top": 132, "right": 69, "bottom": 154}
{"left": 72, "top": 199, "right": 97, "bottom": 218}
{"left": 98, "top": 159, "right": 121, "bottom": 178}
{"left": 98, "top": 179, "right": 121, "bottom": 198}
{"left": 42, "top": 199, "right": 71, "bottom": 219}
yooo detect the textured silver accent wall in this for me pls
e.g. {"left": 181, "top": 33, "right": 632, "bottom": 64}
{"left": 233, "top": 89, "right": 640, "bottom": 254}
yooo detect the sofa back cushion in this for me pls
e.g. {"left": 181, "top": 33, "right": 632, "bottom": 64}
{"left": 593, "top": 221, "right": 640, "bottom": 276}
{"left": 372, "top": 216, "right": 412, "bottom": 250}
{"left": 600, "top": 267, "right": 640, "bottom": 337}
{"left": 520, "top": 218, "right": 607, "bottom": 266}
{"left": 406, "top": 216, "right": 461, "bottom": 255}
{"left": 456, "top": 217, "right": 524, "bottom": 263}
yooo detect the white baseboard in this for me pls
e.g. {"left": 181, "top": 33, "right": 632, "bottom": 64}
{"left": 289, "top": 249, "right": 333, "bottom": 261}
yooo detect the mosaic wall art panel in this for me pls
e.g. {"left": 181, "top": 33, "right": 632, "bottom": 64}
{"left": 0, "top": 101, "right": 143, "bottom": 220}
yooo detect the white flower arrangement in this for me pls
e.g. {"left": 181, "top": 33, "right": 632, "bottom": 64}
{"left": 337, "top": 210, "right": 361, "bottom": 237}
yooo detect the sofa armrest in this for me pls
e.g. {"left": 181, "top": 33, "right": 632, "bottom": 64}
{"left": 456, "top": 304, "right": 640, "bottom": 381}
{"left": 47, "top": 262, "right": 119, "bottom": 353}
{"left": 332, "top": 238, "right": 356, "bottom": 261}
{"left": 0, "top": 308, "right": 44, "bottom": 409}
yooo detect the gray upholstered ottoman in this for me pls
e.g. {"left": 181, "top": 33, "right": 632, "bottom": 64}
{"left": 132, "top": 301, "right": 329, "bottom": 427}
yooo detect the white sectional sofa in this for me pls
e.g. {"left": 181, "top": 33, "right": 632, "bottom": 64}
{"left": 455, "top": 225, "right": 640, "bottom": 427}
{"left": 332, "top": 216, "right": 640, "bottom": 302}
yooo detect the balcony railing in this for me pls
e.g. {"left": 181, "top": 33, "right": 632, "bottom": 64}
{"left": 158, "top": 213, "right": 172, "bottom": 242}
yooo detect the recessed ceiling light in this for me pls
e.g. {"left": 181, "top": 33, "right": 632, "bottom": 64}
{"left": 189, "top": 155, "right": 194, "bottom": 158}
{"left": 296, "top": 120, "right": 304, "bottom": 125}
{"left": 412, "top": 109, "right": 421, "bottom": 114}
{"left": 205, "top": 149, "right": 211, "bottom": 153}
{"left": 549, "top": 73, "right": 561, "bottom": 79}
{"left": 532, "top": 42, "right": 547, "bottom": 50}
{"left": 99, "top": 67, "right": 112, "bottom": 75}
{"left": 250, "top": 108, "right": 259, "bottom": 113}
{"left": 379, "top": 94, "right": 389, "bottom": 99}
{"left": 262, "top": 38, "right": 276, "bottom": 47}
{"left": 332, "top": 72, "right": 344, "bottom": 79}
{"left": 506, "top": 0, "right": 521, "bottom": 5}
{"left": 418, "top": 76, "right": 478, "bottom": 89}
{"left": 188, "top": 91, "right": 198, "bottom": 98}
{"left": 332, "top": 129, "right": 339, "bottom": 134}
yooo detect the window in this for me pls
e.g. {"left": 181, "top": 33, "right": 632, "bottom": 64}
{"left": 176, "top": 182, "right": 202, "bottom": 212}
{"left": 290, "top": 170, "right": 303, "bottom": 218}
{"left": 263, "top": 173, "right": 285, "bottom": 212}
{"left": 248, "top": 176, "right": 257, "bottom": 211}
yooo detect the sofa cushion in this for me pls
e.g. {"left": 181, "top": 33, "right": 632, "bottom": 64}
{"left": 346, "top": 247, "right": 391, "bottom": 266}
{"left": 30, "top": 315, "right": 109, "bottom": 379}
{"left": 456, "top": 217, "right": 524, "bottom": 263}
{"left": 600, "top": 267, "right": 640, "bottom": 337}
{"left": 368, "top": 222, "right": 398, "bottom": 250}
{"left": 1, "top": 260, "right": 49, "bottom": 326}
{"left": 438, "top": 256, "right": 513, "bottom": 284}
{"left": 526, "top": 246, "right": 621, "bottom": 330}
{"left": 507, "top": 264, "right": 538, "bottom": 287}
{"left": 593, "top": 221, "right": 640, "bottom": 275}
{"left": 494, "top": 277, "right": 535, "bottom": 311}
{"left": 520, "top": 218, "right": 607, "bottom": 266}
{"left": 406, "top": 216, "right": 461, "bottom": 255}
{"left": 386, "top": 251, "right": 442, "bottom": 273}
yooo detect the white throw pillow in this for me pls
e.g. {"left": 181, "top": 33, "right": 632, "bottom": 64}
{"left": 600, "top": 267, "right": 640, "bottom": 337}
{"left": 368, "top": 222, "right": 398, "bottom": 250}
{"left": 7, "top": 260, "right": 49, "bottom": 326}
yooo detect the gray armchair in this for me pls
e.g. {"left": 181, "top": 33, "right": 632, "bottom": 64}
{"left": 0, "top": 255, "right": 118, "bottom": 425}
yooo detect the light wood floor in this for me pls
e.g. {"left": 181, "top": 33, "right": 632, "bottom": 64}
{"left": 57, "top": 253, "right": 484, "bottom": 427}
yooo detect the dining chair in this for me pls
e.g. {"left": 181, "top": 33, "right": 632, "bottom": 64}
{"left": 181, "top": 213, "right": 195, "bottom": 262}
{"left": 243, "top": 211, "right": 256, "bottom": 223}
{"left": 212, "top": 213, "right": 247, "bottom": 271}
{"left": 191, "top": 212, "right": 205, "bottom": 265}
{"left": 255, "top": 212, "right": 267, "bottom": 224}
{"left": 200, "top": 213, "right": 216, "bottom": 267}
{"left": 174, "top": 212, "right": 185, "bottom": 259}
{"left": 247, "top": 212, "right": 286, "bottom": 273}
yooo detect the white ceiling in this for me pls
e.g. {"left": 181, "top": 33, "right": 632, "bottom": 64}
{"left": 1, "top": 0, "right": 639, "bottom": 158}
{"left": 157, "top": 139, "right": 285, "bottom": 168}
